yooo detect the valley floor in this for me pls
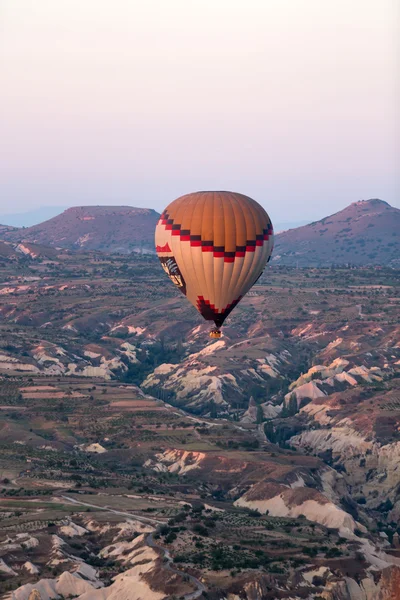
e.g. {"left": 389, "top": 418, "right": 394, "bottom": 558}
{"left": 0, "top": 255, "right": 399, "bottom": 599}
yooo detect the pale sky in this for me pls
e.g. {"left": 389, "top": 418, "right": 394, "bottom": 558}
{"left": 0, "top": 0, "right": 398, "bottom": 222}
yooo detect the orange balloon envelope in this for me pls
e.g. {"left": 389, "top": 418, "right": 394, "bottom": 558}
{"left": 155, "top": 191, "right": 274, "bottom": 334}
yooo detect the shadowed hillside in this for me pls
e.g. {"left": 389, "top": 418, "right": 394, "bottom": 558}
{"left": 274, "top": 199, "right": 400, "bottom": 266}
{"left": 4, "top": 205, "right": 160, "bottom": 254}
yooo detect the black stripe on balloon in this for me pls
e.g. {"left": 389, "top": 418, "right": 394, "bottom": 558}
{"left": 160, "top": 213, "right": 272, "bottom": 254}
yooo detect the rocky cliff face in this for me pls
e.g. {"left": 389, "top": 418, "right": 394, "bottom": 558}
{"left": 319, "top": 566, "right": 400, "bottom": 600}
{"left": 8, "top": 533, "right": 190, "bottom": 600}
{"left": 235, "top": 483, "right": 357, "bottom": 533}
{"left": 141, "top": 333, "right": 293, "bottom": 413}
{"left": 224, "top": 565, "right": 400, "bottom": 600}
{"left": 287, "top": 375, "right": 400, "bottom": 509}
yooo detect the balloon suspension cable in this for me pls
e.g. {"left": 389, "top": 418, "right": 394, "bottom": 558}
{"left": 210, "top": 327, "right": 222, "bottom": 339}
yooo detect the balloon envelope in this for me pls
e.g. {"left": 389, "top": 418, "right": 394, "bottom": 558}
{"left": 155, "top": 191, "right": 274, "bottom": 327}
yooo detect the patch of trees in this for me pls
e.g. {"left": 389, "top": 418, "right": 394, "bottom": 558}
{"left": 174, "top": 542, "right": 274, "bottom": 571}
{"left": 264, "top": 419, "right": 305, "bottom": 448}
{"left": 215, "top": 439, "right": 259, "bottom": 451}
{"left": 281, "top": 394, "right": 298, "bottom": 417}
{"left": 116, "top": 338, "right": 185, "bottom": 386}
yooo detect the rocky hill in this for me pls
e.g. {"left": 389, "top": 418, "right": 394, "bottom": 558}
{"left": 4, "top": 206, "right": 160, "bottom": 253}
{"left": 3, "top": 198, "right": 399, "bottom": 263}
{"left": 273, "top": 199, "right": 400, "bottom": 266}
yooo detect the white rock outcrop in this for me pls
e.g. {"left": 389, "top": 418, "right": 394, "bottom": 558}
{"left": 59, "top": 520, "right": 88, "bottom": 537}
{"left": 145, "top": 449, "right": 206, "bottom": 475}
{"left": 234, "top": 484, "right": 357, "bottom": 533}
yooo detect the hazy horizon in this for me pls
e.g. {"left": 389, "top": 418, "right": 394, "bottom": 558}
{"left": 0, "top": 204, "right": 313, "bottom": 231}
{"left": 1, "top": 0, "right": 398, "bottom": 221}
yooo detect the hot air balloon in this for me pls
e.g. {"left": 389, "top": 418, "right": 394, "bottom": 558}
{"left": 155, "top": 191, "right": 273, "bottom": 338}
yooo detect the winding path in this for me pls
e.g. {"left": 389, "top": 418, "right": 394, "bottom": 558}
{"left": 61, "top": 495, "right": 164, "bottom": 524}
{"left": 146, "top": 533, "right": 206, "bottom": 600}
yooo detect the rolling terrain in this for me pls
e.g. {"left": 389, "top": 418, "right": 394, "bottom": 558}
{"left": 0, "top": 235, "right": 398, "bottom": 598}
{"left": 0, "top": 376, "right": 399, "bottom": 600}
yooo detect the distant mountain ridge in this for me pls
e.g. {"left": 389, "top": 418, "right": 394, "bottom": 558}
{"left": 4, "top": 205, "right": 160, "bottom": 253}
{"left": 273, "top": 199, "right": 399, "bottom": 266}
{"left": 2, "top": 199, "right": 398, "bottom": 264}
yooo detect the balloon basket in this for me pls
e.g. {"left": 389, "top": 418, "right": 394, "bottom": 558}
{"left": 210, "top": 328, "right": 222, "bottom": 339}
